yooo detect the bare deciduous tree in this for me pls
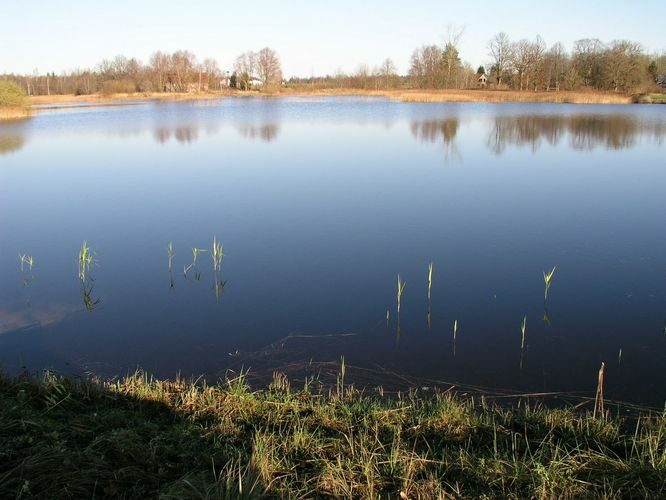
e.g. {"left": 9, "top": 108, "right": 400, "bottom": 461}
{"left": 234, "top": 51, "right": 257, "bottom": 90}
{"left": 488, "top": 32, "right": 512, "bottom": 86}
{"left": 378, "top": 58, "right": 397, "bottom": 88}
{"left": 256, "top": 47, "right": 282, "bottom": 87}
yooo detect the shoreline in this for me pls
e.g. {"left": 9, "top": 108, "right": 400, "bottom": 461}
{"left": 23, "top": 88, "right": 645, "bottom": 110}
{"left": 0, "top": 370, "right": 663, "bottom": 497}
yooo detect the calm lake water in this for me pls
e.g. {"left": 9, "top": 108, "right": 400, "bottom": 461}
{"left": 1, "top": 97, "right": 665, "bottom": 405}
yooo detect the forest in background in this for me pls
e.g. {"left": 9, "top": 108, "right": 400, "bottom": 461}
{"left": 1, "top": 32, "right": 666, "bottom": 96}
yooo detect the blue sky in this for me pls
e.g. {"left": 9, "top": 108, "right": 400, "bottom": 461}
{"left": 1, "top": 0, "right": 664, "bottom": 77}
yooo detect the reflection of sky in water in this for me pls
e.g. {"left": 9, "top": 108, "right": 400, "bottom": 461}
{"left": 0, "top": 98, "right": 665, "bottom": 404}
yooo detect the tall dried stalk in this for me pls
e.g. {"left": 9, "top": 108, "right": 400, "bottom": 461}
{"left": 593, "top": 362, "right": 605, "bottom": 419}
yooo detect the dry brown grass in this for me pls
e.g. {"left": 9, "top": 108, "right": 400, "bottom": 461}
{"left": 259, "top": 87, "right": 632, "bottom": 104}
{"left": 29, "top": 91, "right": 230, "bottom": 107}
{"left": 376, "top": 88, "right": 629, "bottom": 104}
{"left": 0, "top": 107, "right": 31, "bottom": 121}
{"left": 28, "top": 88, "right": 634, "bottom": 108}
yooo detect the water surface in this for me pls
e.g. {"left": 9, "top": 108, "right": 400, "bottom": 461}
{"left": 1, "top": 97, "right": 665, "bottom": 405}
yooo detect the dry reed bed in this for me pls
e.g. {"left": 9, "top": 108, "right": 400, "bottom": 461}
{"left": 25, "top": 88, "right": 636, "bottom": 108}
{"left": 0, "top": 107, "right": 30, "bottom": 121}
{"left": 388, "top": 89, "right": 632, "bottom": 104}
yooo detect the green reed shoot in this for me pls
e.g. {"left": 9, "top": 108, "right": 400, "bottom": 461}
{"left": 211, "top": 236, "right": 225, "bottom": 272}
{"left": 192, "top": 247, "right": 207, "bottom": 267}
{"left": 19, "top": 254, "right": 34, "bottom": 272}
{"left": 183, "top": 247, "right": 207, "bottom": 277}
{"left": 427, "top": 262, "right": 433, "bottom": 301}
{"left": 167, "top": 242, "right": 174, "bottom": 272}
{"left": 543, "top": 266, "right": 556, "bottom": 301}
{"left": 520, "top": 316, "right": 527, "bottom": 350}
{"left": 78, "top": 241, "right": 95, "bottom": 282}
{"left": 397, "top": 275, "right": 406, "bottom": 314}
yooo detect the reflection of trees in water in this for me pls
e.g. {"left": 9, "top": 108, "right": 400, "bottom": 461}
{"left": 487, "top": 115, "right": 666, "bottom": 154}
{"left": 236, "top": 124, "right": 281, "bottom": 143}
{"left": 152, "top": 126, "right": 199, "bottom": 144}
{"left": 410, "top": 118, "right": 460, "bottom": 160}
{"left": 151, "top": 123, "right": 280, "bottom": 144}
{"left": 0, "top": 133, "right": 26, "bottom": 155}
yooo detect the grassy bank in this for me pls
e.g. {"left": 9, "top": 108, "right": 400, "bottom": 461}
{"left": 1, "top": 371, "right": 664, "bottom": 498}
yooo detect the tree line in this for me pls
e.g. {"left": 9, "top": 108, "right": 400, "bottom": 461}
{"left": 0, "top": 48, "right": 283, "bottom": 96}
{"left": 1, "top": 34, "right": 665, "bottom": 96}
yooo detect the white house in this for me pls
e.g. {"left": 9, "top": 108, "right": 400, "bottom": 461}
{"left": 477, "top": 73, "right": 488, "bottom": 87}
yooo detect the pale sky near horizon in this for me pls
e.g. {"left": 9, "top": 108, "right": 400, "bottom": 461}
{"left": 1, "top": 1, "right": 664, "bottom": 77}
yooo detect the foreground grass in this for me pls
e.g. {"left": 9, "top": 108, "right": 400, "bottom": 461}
{"left": 1, "top": 371, "right": 664, "bottom": 499}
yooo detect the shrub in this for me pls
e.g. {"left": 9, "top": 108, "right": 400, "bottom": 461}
{"left": 0, "top": 80, "right": 27, "bottom": 108}
{"left": 100, "top": 79, "right": 138, "bottom": 96}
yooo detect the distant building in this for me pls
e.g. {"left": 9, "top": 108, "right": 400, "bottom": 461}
{"left": 221, "top": 71, "right": 231, "bottom": 88}
{"left": 477, "top": 73, "right": 488, "bottom": 88}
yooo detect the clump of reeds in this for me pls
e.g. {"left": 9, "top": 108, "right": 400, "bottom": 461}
{"left": 77, "top": 241, "right": 99, "bottom": 312}
{"left": 19, "top": 253, "right": 34, "bottom": 272}
{"left": 78, "top": 241, "right": 95, "bottom": 282}
{"left": 543, "top": 266, "right": 556, "bottom": 302}
{"left": 183, "top": 247, "right": 207, "bottom": 277}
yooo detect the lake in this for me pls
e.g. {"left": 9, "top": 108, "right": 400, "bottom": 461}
{"left": 1, "top": 97, "right": 665, "bottom": 405}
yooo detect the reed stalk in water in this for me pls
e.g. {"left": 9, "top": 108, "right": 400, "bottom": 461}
{"left": 520, "top": 316, "right": 527, "bottom": 350}
{"left": 427, "top": 262, "right": 433, "bottom": 301}
{"left": 543, "top": 266, "right": 556, "bottom": 302}
{"left": 211, "top": 236, "right": 225, "bottom": 272}
{"left": 397, "top": 275, "right": 406, "bottom": 314}
{"left": 19, "top": 254, "right": 34, "bottom": 272}
{"left": 78, "top": 242, "right": 95, "bottom": 282}
{"left": 167, "top": 242, "right": 174, "bottom": 272}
